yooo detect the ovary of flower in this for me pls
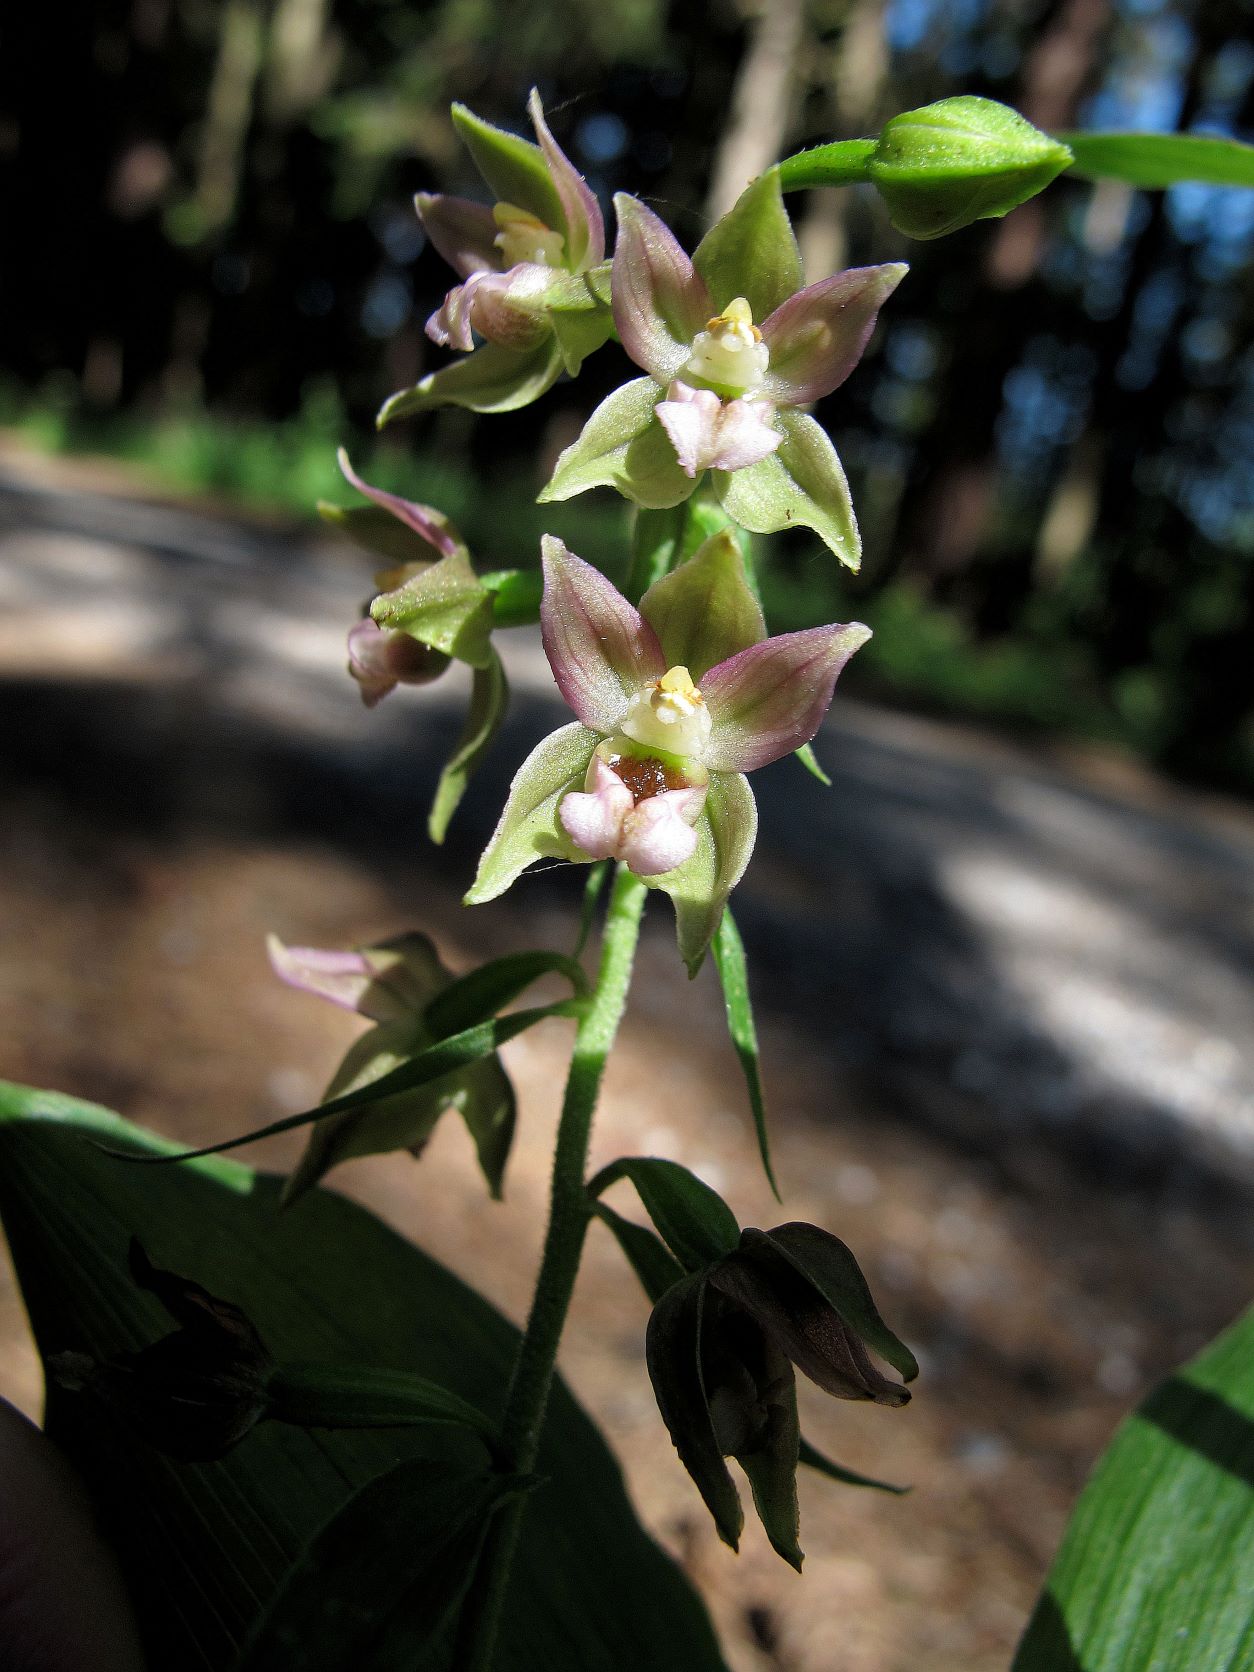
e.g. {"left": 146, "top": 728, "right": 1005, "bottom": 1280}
{"left": 680, "top": 297, "right": 769, "bottom": 397}
{"left": 559, "top": 753, "right": 708, "bottom": 876}
{"left": 492, "top": 202, "right": 566, "bottom": 268}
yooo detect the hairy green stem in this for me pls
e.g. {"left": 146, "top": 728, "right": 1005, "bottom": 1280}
{"left": 460, "top": 865, "right": 649, "bottom": 1670}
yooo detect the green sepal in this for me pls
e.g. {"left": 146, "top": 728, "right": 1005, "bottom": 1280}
{"left": 646, "top": 1275, "right": 744, "bottom": 1552}
{"left": 867, "top": 96, "right": 1073, "bottom": 240}
{"left": 378, "top": 337, "right": 564, "bottom": 423}
{"left": 235, "top": 1457, "right": 530, "bottom": 1670}
{"left": 798, "top": 1436, "right": 909, "bottom": 1495}
{"left": 370, "top": 548, "right": 494, "bottom": 668}
{"left": 591, "top": 1200, "right": 686, "bottom": 1304}
{"left": 794, "top": 741, "right": 832, "bottom": 786}
{"left": 587, "top": 1156, "right": 741, "bottom": 1272}
{"left": 711, "top": 910, "right": 778, "bottom": 1199}
{"left": 464, "top": 721, "right": 599, "bottom": 904}
{"left": 481, "top": 568, "right": 543, "bottom": 628}
{"left": 550, "top": 296, "right": 615, "bottom": 376}
{"left": 539, "top": 378, "right": 694, "bottom": 509}
{"left": 715, "top": 408, "right": 860, "bottom": 570}
{"left": 653, "top": 771, "right": 758, "bottom": 976}
{"left": 1059, "top": 129, "right": 1254, "bottom": 188}
{"left": 429, "top": 651, "right": 508, "bottom": 843}
{"left": 640, "top": 530, "right": 766, "bottom": 679}
{"left": 693, "top": 166, "right": 803, "bottom": 320}
{"left": 316, "top": 501, "right": 465, "bottom": 567}
{"left": 451, "top": 101, "right": 565, "bottom": 231}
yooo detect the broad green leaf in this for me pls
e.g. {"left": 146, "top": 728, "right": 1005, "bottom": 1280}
{"left": 371, "top": 549, "right": 493, "bottom": 668}
{"left": 711, "top": 911, "right": 778, "bottom": 1198}
{"left": 693, "top": 167, "right": 803, "bottom": 320}
{"left": 646, "top": 1275, "right": 744, "bottom": 1551}
{"left": 0, "top": 1083, "right": 730, "bottom": 1672}
{"left": 464, "top": 722, "right": 599, "bottom": 906}
{"left": 429, "top": 652, "right": 509, "bottom": 844}
{"left": 715, "top": 410, "right": 861, "bottom": 570}
{"left": 749, "top": 1224, "right": 919, "bottom": 1383}
{"left": 640, "top": 531, "right": 766, "bottom": 679}
{"left": 591, "top": 1201, "right": 686, "bottom": 1304}
{"left": 422, "top": 947, "right": 588, "bottom": 1040}
{"left": 777, "top": 139, "right": 878, "bottom": 192}
{"left": 798, "top": 1437, "right": 909, "bottom": 1495}
{"left": 588, "top": 1156, "right": 741, "bottom": 1272}
{"left": 378, "top": 339, "right": 563, "bottom": 424}
{"left": 236, "top": 1458, "right": 527, "bottom": 1671}
{"left": 1015, "top": 1303, "right": 1254, "bottom": 1672}
{"left": 450, "top": 103, "right": 565, "bottom": 234}
{"left": 539, "top": 378, "right": 693, "bottom": 510}
{"left": 1061, "top": 129, "right": 1254, "bottom": 188}
{"left": 480, "top": 569, "right": 543, "bottom": 629}
{"left": 654, "top": 771, "right": 758, "bottom": 976}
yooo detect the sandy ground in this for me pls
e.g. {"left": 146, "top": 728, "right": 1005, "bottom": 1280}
{"left": 2, "top": 439, "right": 1254, "bottom": 1670}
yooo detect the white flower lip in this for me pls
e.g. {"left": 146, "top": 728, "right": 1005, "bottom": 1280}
{"left": 619, "top": 665, "right": 713, "bottom": 757}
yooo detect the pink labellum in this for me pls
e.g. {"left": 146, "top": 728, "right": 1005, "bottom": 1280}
{"left": 527, "top": 89, "right": 605, "bottom": 271}
{"left": 760, "top": 263, "right": 908, "bottom": 406}
{"left": 656, "top": 381, "right": 782, "bottom": 477}
{"left": 347, "top": 619, "right": 446, "bottom": 709}
{"left": 540, "top": 537, "right": 665, "bottom": 733}
{"left": 611, "top": 193, "right": 712, "bottom": 385}
{"left": 337, "top": 450, "right": 461, "bottom": 559}
{"left": 428, "top": 266, "right": 562, "bottom": 355}
{"left": 559, "top": 756, "right": 705, "bottom": 876}
{"left": 414, "top": 192, "right": 501, "bottom": 280}
{"left": 701, "top": 622, "right": 872, "bottom": 772}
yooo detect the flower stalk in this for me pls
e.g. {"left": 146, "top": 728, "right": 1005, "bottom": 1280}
{"left": 460, "top": 864, "right": 648, "bottom": 1671}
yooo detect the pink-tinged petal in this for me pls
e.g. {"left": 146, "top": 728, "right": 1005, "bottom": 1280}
{"left": 760, "top": 264, "right": 908, "bottom": 405}
{"left": 347, "top": 619, "right": 448, "bottom": 708}
{"left": 338, "top": 450, "right": 461, "bottom": 558}
{"left": 558, "top": 755, "right": 634, "bottom": 859}
{"left": 701, "top": 623, "right": 872, "bottom": 772}
{"left": 619, "top": 785, "right": 707, "bottom": 876}
{"left": 267, "top": 936, "right": 377, "bottom": 1014}
{"left": 540, "top": 535, "right": 665, "bottom": 732}
{"left": 527, "top": 88, "right": 605, "bottom": 271}
{"left": 611, "top": 193, "right": 712, "bottom": 384}
{"left": 414, "top": 192, "right": 501, "bottom": 279}
{"left": 656, "top": 382, "right": 782, "bottom": 477}
{"left": 426, "top": 275, "right": 481, "bottom": 352}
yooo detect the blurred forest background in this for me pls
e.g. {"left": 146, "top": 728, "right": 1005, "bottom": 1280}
{"left": 1, "top": 0, "right": 1251, "bottom": 782}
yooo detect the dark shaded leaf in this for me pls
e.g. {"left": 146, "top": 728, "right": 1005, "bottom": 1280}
{"left": 588, "top": 1157, "right": 741, "bottom": 1271}
{"left": 646, "top": 1274, "right": 743, "bottom": 1551}
{"left": 422, "top": 949, "right": 587, "bottom": 1041}
{"left": 0, "top": 1083, "right": 729, "bottom": 1672}
{"left": 798, "top": 1436, "right": 909, "bottom": 1495}
{"left": 591, "top": 1201, "right": 685, "bottom": 1304}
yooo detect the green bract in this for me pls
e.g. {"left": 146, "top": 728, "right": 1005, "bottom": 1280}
{"left": 867, "top": 96, "right": 1074, "bottom": 239}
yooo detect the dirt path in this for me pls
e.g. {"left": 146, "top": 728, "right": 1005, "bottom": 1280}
{"left": 2, "top": 441, "right": 1253, "bottom": 1671}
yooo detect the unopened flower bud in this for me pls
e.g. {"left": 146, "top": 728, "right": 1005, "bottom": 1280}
{"left": 868, "top": 96, "right": 1073, "bottom": 240}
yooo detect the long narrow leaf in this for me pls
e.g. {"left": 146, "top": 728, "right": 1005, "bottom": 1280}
{"left": 1060, "top": 130, "right": 1254, "bottom": 188}
{"left": 588, "top": 1157, "right": 741, "bottom": 1271}
{"left": 101, "top": 1002, "right": 582, "bottom": 1165}
{"left": 423, "top": 950, "right": 587, "bottom": 1039}
{"left": 712, "top": 911, "right": 779, "bottom": 1199}
{"left": 428, "top": 652, "right": 508, "bottom": 844}
{"left": 798, "top": 1437, "right": 909, "bottom": 1495}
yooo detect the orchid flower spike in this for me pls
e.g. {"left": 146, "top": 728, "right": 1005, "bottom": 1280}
{"left": 467, "top": 533, "right": 869, "bottom": 972}
{"left": 540, "top": 168, "right": 906, "bottom": 571}
{"left": 379, "top": 91, "right": 613, "bottom": 425}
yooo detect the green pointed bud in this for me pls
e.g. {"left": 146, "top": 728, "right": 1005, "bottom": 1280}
{"left": 867, "top": 96, "right": 1073, "bottom": 239}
